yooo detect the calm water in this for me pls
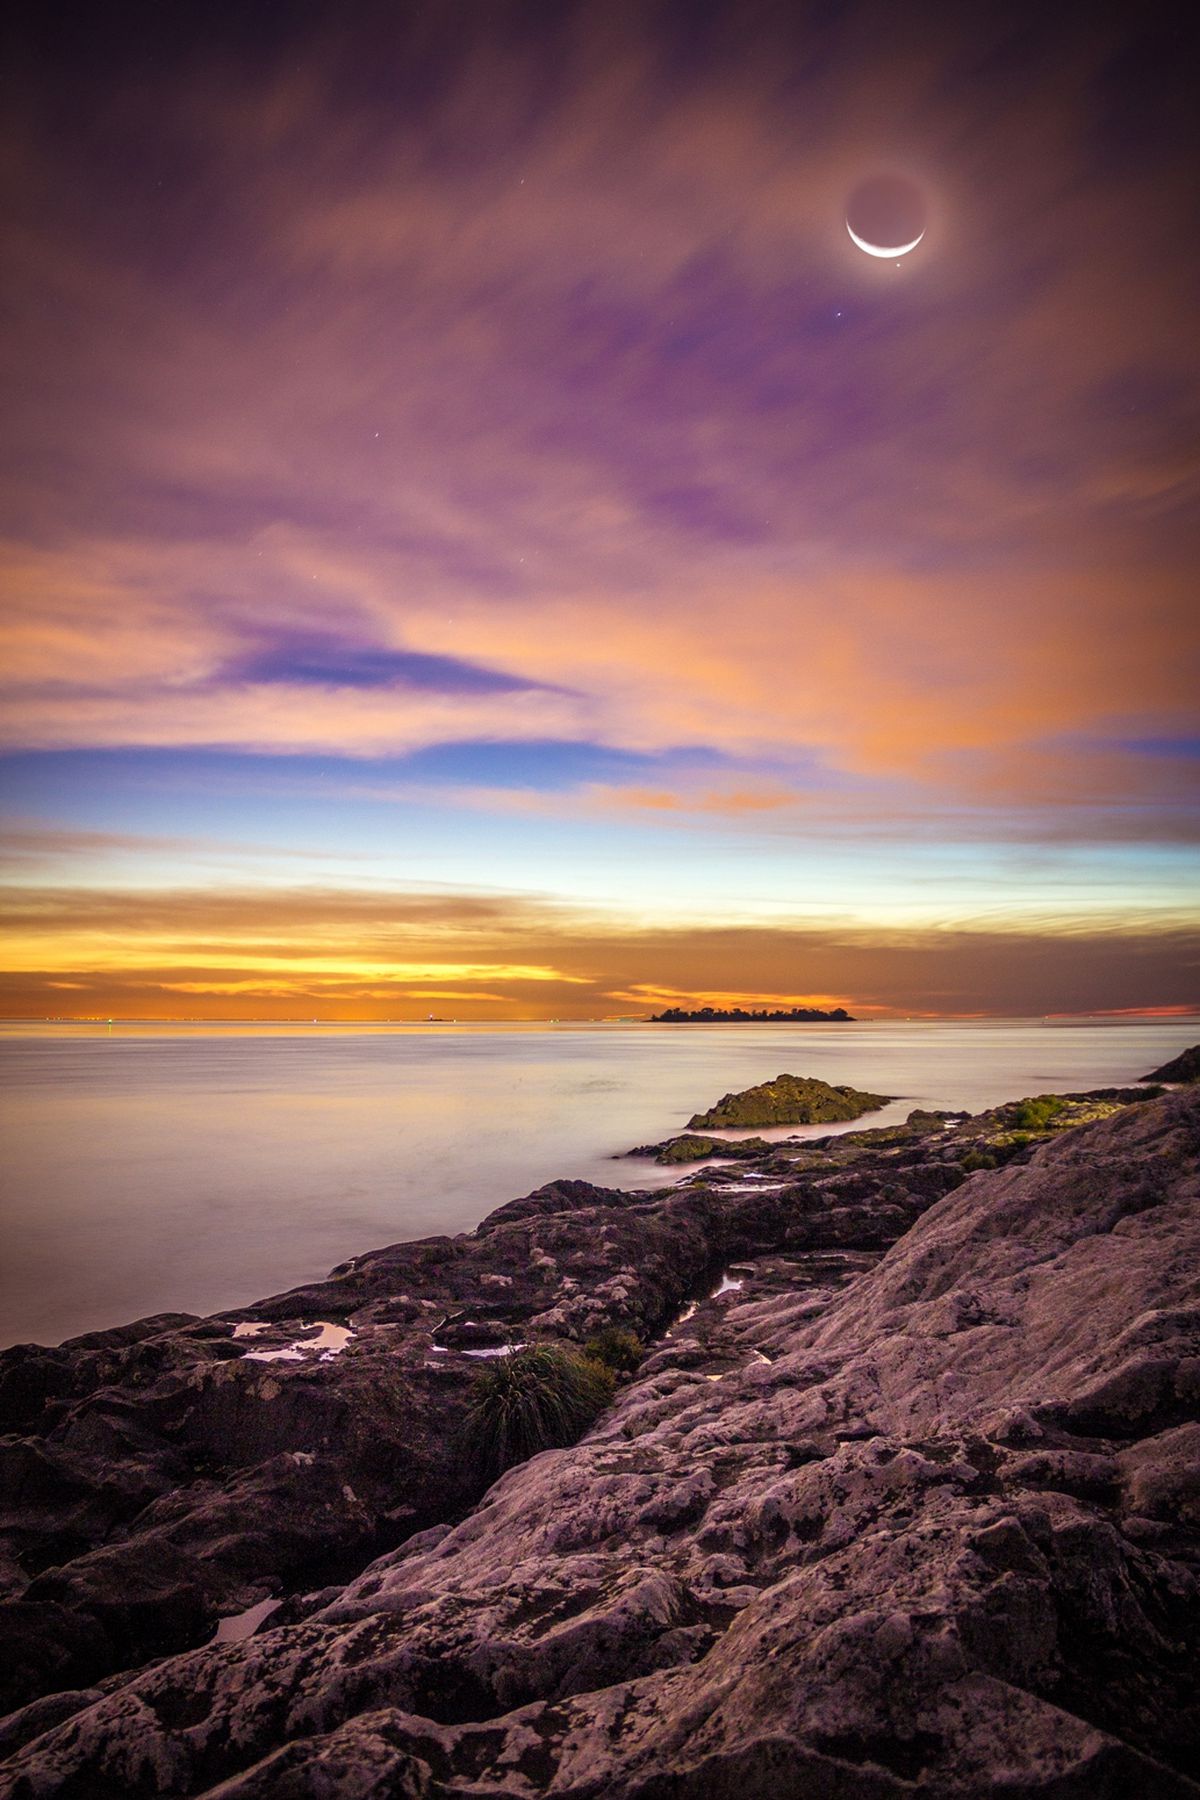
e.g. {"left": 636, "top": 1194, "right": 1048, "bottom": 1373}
{"left": 1, "top": 1018, "right": 1194, "bottom": 1349}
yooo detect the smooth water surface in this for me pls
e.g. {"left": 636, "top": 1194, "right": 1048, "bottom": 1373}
{"left": 1, "top": 1018, "right": 1194, "bottom": 1348}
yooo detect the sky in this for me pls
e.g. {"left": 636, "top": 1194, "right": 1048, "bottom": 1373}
{"left": 1, "top": 0, "right": 1197, "bottom": 1020}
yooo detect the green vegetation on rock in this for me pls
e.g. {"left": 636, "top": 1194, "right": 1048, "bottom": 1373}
{"left": 1009, "top": 1095, "right": 1069, "bottom": 1131}
{"left": 462, "top": 1345, "right": 615, "bottom": 1482}
{"left": 584, "top": 1327, "right": 644, "bottom": 1375}
{"left": 646, "top": 1133, "right": 772, "bottom": 1164}
{"left": 687, "top": 1073, "right": 890, "bottom": 1130}
{"left": 981, "top": 1091, "right": 1138, "bottom": 1154}
{"left": 655, "top": 1133, "right": 725, "bottom": 1164}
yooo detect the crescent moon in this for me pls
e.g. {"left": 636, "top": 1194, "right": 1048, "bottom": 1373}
{"left": 846, "top": 220, "right": 925, "bottom": 259}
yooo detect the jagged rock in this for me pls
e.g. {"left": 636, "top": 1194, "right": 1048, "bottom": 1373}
{"left": 1144, "top": 1044, "right": 1200, "bottom": 1083}
{"left": 0, "top": 1087, "right": 1195, "bottom": 1795}
{"left": 477, "top": 1179, "right": 637, "bottom": 1232}
{"left": 687, "top": 1073, "right": 891, "bottom": 1130}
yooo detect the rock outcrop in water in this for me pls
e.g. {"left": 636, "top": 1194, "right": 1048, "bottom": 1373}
{"left": 0, "top": 1082, "right": 1197, "bottom": 1796}
{"left": 686, "top": 1072, "right": 891, "bottom": 1130}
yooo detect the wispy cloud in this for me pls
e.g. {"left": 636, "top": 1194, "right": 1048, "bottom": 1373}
{"left": 223, "top": 636, "right": 559, "bottom": 696}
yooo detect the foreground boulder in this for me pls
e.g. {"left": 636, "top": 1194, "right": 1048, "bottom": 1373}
{"left": 687, "top": 1072, "right": 890, "bottom": 1130}
{"left": 1, "top": 1087, "right": 1196, "bottom": 1797}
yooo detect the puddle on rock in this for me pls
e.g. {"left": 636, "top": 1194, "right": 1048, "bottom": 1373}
{"left": 210, "top": 1596, "right": 283, "bottom": 1644}
{"left": 243, "top": 1322, "right": 354, "bottom": 1363}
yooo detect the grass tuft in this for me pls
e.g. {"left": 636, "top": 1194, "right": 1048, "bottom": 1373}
{"left": 462, "top": 1344, "right": 615, "bottom": 1482}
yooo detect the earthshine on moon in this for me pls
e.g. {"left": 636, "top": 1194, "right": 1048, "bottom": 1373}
{"left": 845, "top": 172, "right": 928, "bottom": 259}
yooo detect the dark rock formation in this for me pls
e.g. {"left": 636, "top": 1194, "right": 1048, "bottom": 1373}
{"left": 687, "top": 1073, "right": 891, "bottom": 1130}
{"left": 2, "top": 1086, "right": 1197, "bottom": 1797}
{"left": 625, "top": 1133, "right": 775, "bottom": 1165}
{"left": 1144, "top": 1043, "right": 1200, "bottom": 1083}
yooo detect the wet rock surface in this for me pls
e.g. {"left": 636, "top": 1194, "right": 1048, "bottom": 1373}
{"left": 1, "top": 1084, "right": 1197, "bottom": 1796}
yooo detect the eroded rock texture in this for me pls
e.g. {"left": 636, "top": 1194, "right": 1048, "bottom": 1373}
{"left": 1, "top": 1089, "right": 1197, "bottom": 1796}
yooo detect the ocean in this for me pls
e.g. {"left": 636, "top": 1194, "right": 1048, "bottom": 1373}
{"left": 0, "top": 1017, "right": 1193, "bottom": 1349}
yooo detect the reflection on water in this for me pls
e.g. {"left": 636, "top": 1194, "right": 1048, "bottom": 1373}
{"left": 0, "top": 1018, "right": 1193, "bottom": 1348}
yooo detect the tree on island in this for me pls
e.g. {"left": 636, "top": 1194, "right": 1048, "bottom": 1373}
{"left": 648, "top": 1005, "right": 854, "bottom": 1023}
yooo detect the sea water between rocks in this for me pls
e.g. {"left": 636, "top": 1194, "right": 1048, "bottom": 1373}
{"left": 0, "top": 1016, "right": 1194, "bottom": 1349}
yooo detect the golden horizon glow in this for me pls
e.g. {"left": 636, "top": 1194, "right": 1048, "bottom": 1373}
{"left": 2, "top": 878, "right": 1195, "bottom": 1022}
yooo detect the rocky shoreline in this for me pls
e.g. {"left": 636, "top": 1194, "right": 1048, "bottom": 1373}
{"left": 1, "top": 1064, "right": 1197, "bottom": 1795}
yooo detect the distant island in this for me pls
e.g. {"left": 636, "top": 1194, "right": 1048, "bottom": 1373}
{"left": 648, "top": 1005, "right": 854, "bottom": 1023}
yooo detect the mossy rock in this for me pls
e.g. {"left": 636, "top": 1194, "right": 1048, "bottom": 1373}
{"left": 655, "top": 1134, "right": 724, "bottom": 1164}
{"left": 688, "top": 1073, "right": 891, "bottom": 1130}
{"left": 1007, "top": 1095, "right": 1070, "bottom": 1131}
{"left": 584, "top": 1327, "right": 644, "bottom": 1375}
{"left": 633, "top": 1134, "right": 773, "bottom": 1164}
{"left": 996, "top": 1095, "right": 1127, "bottom": 1140}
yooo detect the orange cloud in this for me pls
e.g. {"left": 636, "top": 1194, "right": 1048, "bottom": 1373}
{"left": 590, "top": 784, "right": 796, "bottom": 817}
